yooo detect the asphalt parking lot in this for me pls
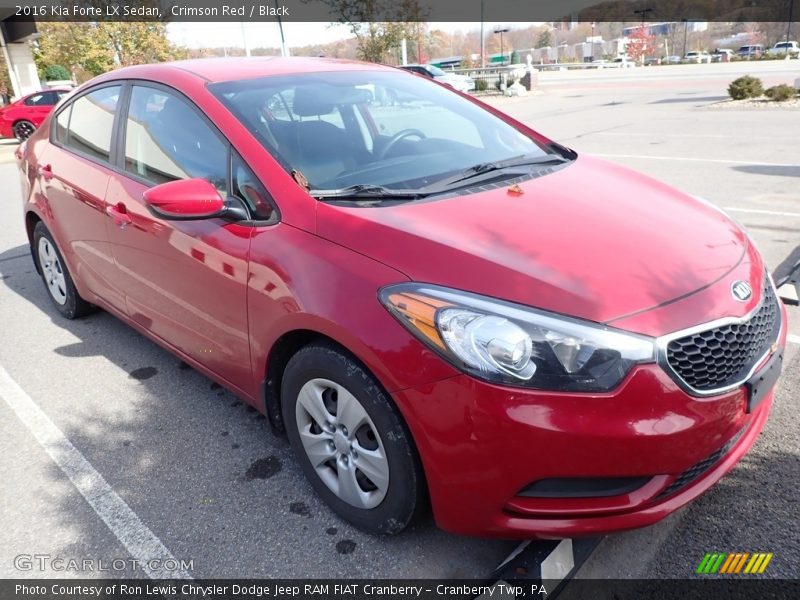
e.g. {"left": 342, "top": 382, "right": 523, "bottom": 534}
{"left": 1, "top": 60, "right": 798, "bottom": 583}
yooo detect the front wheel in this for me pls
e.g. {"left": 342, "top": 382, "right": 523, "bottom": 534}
{"left": 281, "top": 343, "right": 426, "bottom": 535}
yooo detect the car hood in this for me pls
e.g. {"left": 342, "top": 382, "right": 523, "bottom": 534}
{"left": 316, "top": 155, "right": 752, "bottom": 326}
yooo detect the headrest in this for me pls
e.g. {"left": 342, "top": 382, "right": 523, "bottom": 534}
{"left": 292, "top": 85, "right": 335, "bottom": 117}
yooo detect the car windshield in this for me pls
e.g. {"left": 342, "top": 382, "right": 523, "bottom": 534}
{"left": 210, "top": 70, "right": 564, "bottom": 196}
{"left": 426, "top": 65, "right": 447, "bottom": 77}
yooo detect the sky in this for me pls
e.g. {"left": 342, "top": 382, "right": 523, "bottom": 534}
{"left": 166, "top": 22, "right": 536, "bottom": 50}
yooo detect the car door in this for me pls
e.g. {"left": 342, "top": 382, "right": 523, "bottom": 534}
{"left": 42, "top": 84, "right": 126, "bottom": 309}
{"left": 104, "top": 82, "right": 255, "bottom": 390}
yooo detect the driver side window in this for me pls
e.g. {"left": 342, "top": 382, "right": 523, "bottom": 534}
{"left": 123, "top": 85, "right": 228, "bottom": 196}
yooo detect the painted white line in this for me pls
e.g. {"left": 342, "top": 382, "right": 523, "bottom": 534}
{"left": 788, "top": 334, "right": 800, "bottom": 345}
{"left": 495, "top": 540, "right": 532, "bottom": 571}
{"left": 541, "top": 539, "right": 575, "bottom": 583}
{"left": 594, "top": 153, "right": 799, "bottom": 167}
{"left": 0, "top": 365, "right": 191, "bottom": 579}
{"left": 724, "top": 207, "right": 800, "bottom": 219}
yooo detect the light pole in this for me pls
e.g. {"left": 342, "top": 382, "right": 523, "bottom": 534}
{"left": 788, "top": 0, "right": 795, "bottom": 44}
{"left": 590, "top": 21, "right": 595, "bottom": 62}
{"left": 494, "top": 28, "right": 510, "bottom": 66}
{"left": 682, "top": 19, "right": 689, "bottom": 58}
{"left": 480, "top": 0, "right": 485, "bottom": 68}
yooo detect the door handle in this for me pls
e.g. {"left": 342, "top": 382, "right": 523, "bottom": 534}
{"left": 105, "top": 203, "right": 132, "bottom": 228}
{"left": 38, "top": 164, "right": 54, "bottom": 181}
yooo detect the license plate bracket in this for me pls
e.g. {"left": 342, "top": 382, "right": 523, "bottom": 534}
{"left": 745, "top": 351, "right": 783, "bottom": 413}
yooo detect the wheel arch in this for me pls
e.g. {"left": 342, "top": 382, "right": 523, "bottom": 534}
{"left": 263, "top": 328, "right": 399, "bottom": 435}
{"left": 25, "top": 210, "right": 43, "bottom": 273}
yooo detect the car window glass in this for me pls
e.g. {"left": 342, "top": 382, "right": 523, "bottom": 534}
{"left": 124, "top": 85, "right": 228, "bottom": 195}
{"left": 24, "top": 94, "right": 47, "bottom": 106}
{"left": 212, "top": 71, "right": 552, "bottom": 191}
{"left": 54, "top": 106, "right": 70, "bottom": 144}
{"left": 65, "top": 85, "right": 121, "bottom": 162}
{"left": 232, "top": 152, "right": 277, "bottom": 221}
{"left": 365, "top": 84, "right": 481, "bottom": 146}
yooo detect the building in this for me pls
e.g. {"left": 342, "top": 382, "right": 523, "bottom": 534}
{"left": 1, "top": 12, "right": 42, "bottom": 99}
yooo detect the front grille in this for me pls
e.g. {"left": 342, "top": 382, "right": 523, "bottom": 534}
{"left": 656, "top": 427, "right": 746, "bottom": 500}
{"left": 665, "top": 279, "right": 780, "bottom": 393}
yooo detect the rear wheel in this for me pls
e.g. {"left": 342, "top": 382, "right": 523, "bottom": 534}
{"left": 281, "top": 343, "right": 425, "bottom": 535}
{"left": 13, "top": 120, "right": 35, "bottom": 141}
{"left": 33, "top": 222, "right": 94, "bottom": 319}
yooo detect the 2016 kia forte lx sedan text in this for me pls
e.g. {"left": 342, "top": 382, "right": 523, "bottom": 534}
{"left": 18, "top": 58, "right": 786, "bottom": 538}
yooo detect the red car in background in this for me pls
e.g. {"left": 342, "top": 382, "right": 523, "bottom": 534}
{"left": 0, "top": 88, "right": 70, "bottom": 141}
{"left": 16, "top": 58, "right": 786, "bottom": 538}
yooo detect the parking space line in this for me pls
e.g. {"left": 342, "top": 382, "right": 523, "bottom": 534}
{"left": 724, "top": 207, "right": 800, "bottom": 219}
{"left": 788, "top": 334, "right": 800, "bottom": 345}
{"left": 0, "top": 364, "right": 191, "bottom": 580}
{"left": 594, "top": 153, "right": 798, "bottom": 167}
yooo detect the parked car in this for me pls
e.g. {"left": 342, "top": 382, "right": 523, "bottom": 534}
{"left": 684, "top": 51, "right": 712, "bottom": 64}
{"left": 711, "top": 49, "right": 735, "bottom": 62}
{"left": 738, "top": 45, "right": 765, "bottom": 59}
{"left": 0, "top": 88, "right": 70, "bottom": 141}
{"left": 663, "top": 55, "right": 683, "bottom": 64}
{"left": 18, "top": 58, "right": 786, "bottom": 538}
{"left": 768, "top": 41, "right": 800, "bottom": 57}
{"left": 399, "top": 64, "right": 475, "bottom": 92}
{"left": 611, "top": 56, "right": 636, "bottom": 68}
{"left": 644, "top": 56, "right": 662, "bottom": 66}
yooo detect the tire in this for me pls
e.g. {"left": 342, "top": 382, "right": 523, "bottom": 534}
{"left": 13, "top": 120, "right": 35, "bottom": 141}
{"left": 33, "top": 222, "right": 94, "bottom": 319}
{"left": 281, "top": 343, "right": 426, "bottom": 535}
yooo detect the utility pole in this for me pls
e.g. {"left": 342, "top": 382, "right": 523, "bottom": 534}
{"left": 788, "top": 0, "right": 795, "bottom": 44}
{"left": 590, "top": 21, "right": 595, "bottom": 62}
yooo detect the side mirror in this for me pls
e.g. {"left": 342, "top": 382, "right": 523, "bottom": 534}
{"left": 143, "top": 178, "right": 226, "bottom": 220}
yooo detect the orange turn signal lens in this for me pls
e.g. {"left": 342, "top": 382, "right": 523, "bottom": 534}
{"left": 385, "top": 292, "right": 452, "bottom": 350}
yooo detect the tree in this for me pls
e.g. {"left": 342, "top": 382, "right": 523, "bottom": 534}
{"left": 42, "top": 64, "right": 71, "bottom": 81}
{"left": 34, "top": 22, "right": 187, "bottom": 82}
{"left": 536, "top": 29, "right": 552, "bottom": 49}
{"left": 626, "top": 26, "right": 655, "bottom": 63}
{"left": 322, "top": 0, "right": 427, "bottom": 63}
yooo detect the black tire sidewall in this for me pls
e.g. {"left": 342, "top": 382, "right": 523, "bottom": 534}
{"left": 33, "top": 222, "right": 82, "bottom": 319}
{"left": 281, "top": 343, "right": 424, "bottom": 535}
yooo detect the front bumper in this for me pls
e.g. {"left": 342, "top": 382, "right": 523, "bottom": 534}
{"left": 394, "top": 329, "right": 784, "bottom": 538}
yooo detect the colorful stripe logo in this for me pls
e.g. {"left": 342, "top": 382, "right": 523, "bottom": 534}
{"left": 696, "top": 552, "right": 773, "bottom": 574}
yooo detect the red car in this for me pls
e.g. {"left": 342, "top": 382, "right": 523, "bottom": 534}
{"left": 17, "top": 58, "right": 786, "bottom": 538}
{"left": 0, "top": 88, "right": 71, "bottom": 141}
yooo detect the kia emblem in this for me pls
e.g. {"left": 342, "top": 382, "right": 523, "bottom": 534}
{"left": 731, "top": 280, "right": 753, "bottom": 302}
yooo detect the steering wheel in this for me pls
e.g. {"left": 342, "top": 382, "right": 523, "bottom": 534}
{"left": 377, "top": 129, "right": 427, "bottom": 160}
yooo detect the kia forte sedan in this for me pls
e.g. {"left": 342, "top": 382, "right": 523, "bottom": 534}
{"left": 18, "top": 58, "right": 786, "bottom": 538}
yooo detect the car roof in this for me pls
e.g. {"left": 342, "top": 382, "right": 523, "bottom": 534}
{"left": 92, "top": 57, "right": 396, "bottom": 85}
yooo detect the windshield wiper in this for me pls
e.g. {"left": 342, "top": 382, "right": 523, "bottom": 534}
{"left": 312, "top": 184, "right": 426, "bottom": 200}
{"left": 435, "top": 154, "right": 570, "bottom": 188}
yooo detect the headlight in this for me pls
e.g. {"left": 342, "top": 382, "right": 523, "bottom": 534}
{"left": 380, "top": 284, "right": 656, "bottom": 392}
